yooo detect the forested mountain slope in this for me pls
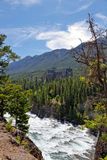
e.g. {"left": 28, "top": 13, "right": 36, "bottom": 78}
{"left": 8, "top": 48, "right": 82, "bottom": 76}
{"left": 8, "top": 38, "right": 107, "bottom": 78}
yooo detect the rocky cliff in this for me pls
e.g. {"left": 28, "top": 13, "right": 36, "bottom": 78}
{"left": 0, "top": 119, "right": 44, "bottom": 160}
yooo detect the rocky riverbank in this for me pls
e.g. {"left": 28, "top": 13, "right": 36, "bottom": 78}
{"left": 94, "top": 128, "right": 107, "bottom": 160}
{"left": 0, "top": 119, "right": 44, "bottom": 160}
{"left": 95, "top": 140, "right": 107, "bottom": 160}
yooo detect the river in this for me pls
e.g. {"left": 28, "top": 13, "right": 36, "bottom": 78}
{"left": 28, "top": 113, "right": 96, "bottom": 160}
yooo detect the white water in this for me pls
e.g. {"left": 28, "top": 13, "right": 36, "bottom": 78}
{"left": 28, "top": 113, "right": 96, "bottom": 160}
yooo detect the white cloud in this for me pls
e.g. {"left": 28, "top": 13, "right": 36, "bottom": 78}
{"left": 95, "top": 13, "right": 107, "bottom": 22}
{"left": 59, "top": 0, "right": 94, "bottom": 16}
{"left": 0, "top": 21, "right": 91, "bottom": 50}
{"left": 75, "top": 0, "right": 94, "bottom": 13}
{"left": 0, "top": 27, "right": 39, "bottom": 47}
{"left": 78, "top": 2, "right": 92, "bottom": 11}
{"left": 5, "top": 0, "right": 40, "bottom": 6}
{"left": 36, "top": 21, "right": 91, "bottom": 50}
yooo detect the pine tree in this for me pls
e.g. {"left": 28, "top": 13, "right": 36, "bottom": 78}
{"left": 7, "top": 84, "right": 31, "bottom": 134}
{"left": 0, "top": 34, "right": 19, "bottom": 118}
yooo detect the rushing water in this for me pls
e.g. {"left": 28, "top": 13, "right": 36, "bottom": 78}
{"left": 28, "top": 114, "right": 96, "bottom": 160}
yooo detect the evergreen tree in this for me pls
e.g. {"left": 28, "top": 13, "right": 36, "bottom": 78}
{"left": 7, "top": 84, "right": 31, "bottom": 134}
{"left": 0, "top": 34, "right": 19, "bottom": 118}
{"left": 0, "top": 34, "right": 31, "bottom": 135}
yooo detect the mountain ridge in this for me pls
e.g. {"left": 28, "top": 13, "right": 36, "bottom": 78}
{"left": 8, "top": 48, "right": 82, "bottom": 77}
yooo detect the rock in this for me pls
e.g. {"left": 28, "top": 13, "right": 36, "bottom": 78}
{"left": 10, "top": 137, "right": 20, "bottom": 146}
{"left": 0, "top": 120, "right": 44, "bottom": 160}
{"left": 25, "top": 137, "right": 44, "bottom": 160}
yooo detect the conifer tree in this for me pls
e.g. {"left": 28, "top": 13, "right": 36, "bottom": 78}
{"left": 7, "top": 84, "right": 31, "bottom": 134}
{"left": 0, "top": 34, "right": 19, "bottom": 118}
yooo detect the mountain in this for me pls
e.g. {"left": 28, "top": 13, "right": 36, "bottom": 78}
{"left": 8, "top": 37, "right": 107, "bottom": 78}
{"left": 8, "top": 48, "right": 83, "bottom": 78}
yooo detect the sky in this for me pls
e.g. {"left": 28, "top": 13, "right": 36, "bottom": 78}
{"left": 0, "top": 0, "right": 107, "bottom": 57}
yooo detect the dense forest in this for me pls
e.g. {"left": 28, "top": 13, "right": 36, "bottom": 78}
{"left": 0, "top": 14, "right": 107, "bottom": 160}
{"left": 14, "top": 76, "right": 98, "bottom": 124}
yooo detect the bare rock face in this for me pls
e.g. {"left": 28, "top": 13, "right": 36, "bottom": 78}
{"left": 25, "top": 137, "right": 44, "bottom": 160}
{"left": 0, "top": 120, "right": 44, "bottom": 160}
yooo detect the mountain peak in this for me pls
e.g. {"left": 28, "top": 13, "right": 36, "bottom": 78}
{"left": 8, "top": 48, "right": 79, "bottom": 76}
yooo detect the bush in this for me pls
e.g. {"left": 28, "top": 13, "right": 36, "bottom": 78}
{"left": 101, "top": 133, "right": 107, "bottom": 142}
{"left": 85, "top": 120, "right": 97, "bottom": 130}
{"left": 21, "top": 140, "right": 29, "bottom": 148}
{"left": 104, "top": 156, "right": 107, "bottom": 160}
{"left": 5, "top": 119, "right": 13, "bottom": 132}
{"left": 15, "top": 135, "right": 21, "bottom": 144}
{"left": 100, "top": 156, "right": 107, "bottom": 160}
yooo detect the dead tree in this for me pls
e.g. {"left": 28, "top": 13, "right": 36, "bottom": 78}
{"left": 73, "top": 14, "right": 107, "bottom": 98}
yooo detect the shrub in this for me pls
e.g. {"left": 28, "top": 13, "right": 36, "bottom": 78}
{"left": 5, "top": 119, "right": 13, "bottom": 132}
{"left": 21, "top": 140, "right": 29, "bottom": 148}
{"left": 101, "top": 133, "right": 107, "bottom": 142}
{"left": 100, "top": 156, "right": 107, "bottom": 160}
{"left": 15, "top": 135, "right": 21, "bottom": 144}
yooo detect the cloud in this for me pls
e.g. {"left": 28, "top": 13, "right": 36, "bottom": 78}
{"left": 78, "top": 2, "right": 93, "bottom": 11}
{"left": 95, "top": 13, "right": 107, "bottom": 22}
{"left": 75, "top": 0, "right": 95, "bottom": 13}
{"left": 58, "top": 0, "right": 94, "bottom": 16}
{"left": 74, "top": 0, "right": 94, "bottom": 13}
{"left": 5, "top": 0, "right": 40, "bottom": 6}
{"left": 0, "top": 27, "right": 39, "bottom": 47}
{"left": 36, "top": 21, "right": 91, "bottom": 50}
{"left": 0, "top": 21, "right": 91, "bottom": 50}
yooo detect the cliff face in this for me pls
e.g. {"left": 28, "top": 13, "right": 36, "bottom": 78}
{"left": 0, "top": 120, "right": 44, "bottom": 160}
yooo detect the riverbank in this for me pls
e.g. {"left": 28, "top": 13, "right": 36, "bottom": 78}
{"left": 0, "top": 119, "right": 44, "bottom": 160}
{"left": 94, "top": 127, "right": 107, "bottom": 160}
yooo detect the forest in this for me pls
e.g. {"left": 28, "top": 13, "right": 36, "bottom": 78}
{"left": 0, "top": 15, "right": 107, "bottom": 160}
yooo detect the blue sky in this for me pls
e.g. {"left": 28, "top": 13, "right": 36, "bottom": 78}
{"left": 0, "top": 0, "right": 107, "bottom": 57}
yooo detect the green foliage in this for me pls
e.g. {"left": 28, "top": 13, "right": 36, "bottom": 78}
{"left": 85, "top": 120, "right": 97, "bottom": 130}
{"left": 101, "top": 133, "right": 107, "bottom": 142}
{"left": 0, "top": 34, "right": 19, "bottom": 118}
{"left": 0, "top": 81, "right": 31, "bottom": 134}
{"left": 30, "top": 76, "right": 96, "bottom": 123}
{"left": 0, "top": 34, "right": 19, "bottom": 82}
{"left": 5, "top": 119, "right": 13, "bottom": 132}
{"left": 85, "top": 102, "right": 107, "bottom": 131}
{"left": 8, "top": 48, "right": 83, "bottom": 78}
{"left": 0, "top": 34, "right": 31, "bottom": 135}
{"left": 5, "top": 84, "right": 31, "bottom": 134}
{"left": 21, "top": 139, "right": 29, "bottom": 148}
{"left": 15, "top": 135, "right": 22, "bottom": 144}
{"left": 100, "top": 156, "right": 107, "bottom": 160}
{"left": 104, "top": 156, "right": 107, "bottom": 160}
{"left": 74, "top": 16, "right": 107, "bottom": 160}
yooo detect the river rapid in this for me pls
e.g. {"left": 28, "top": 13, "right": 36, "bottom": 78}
{"left": 28, "top": 114, "right": 96, "bottom": 160}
